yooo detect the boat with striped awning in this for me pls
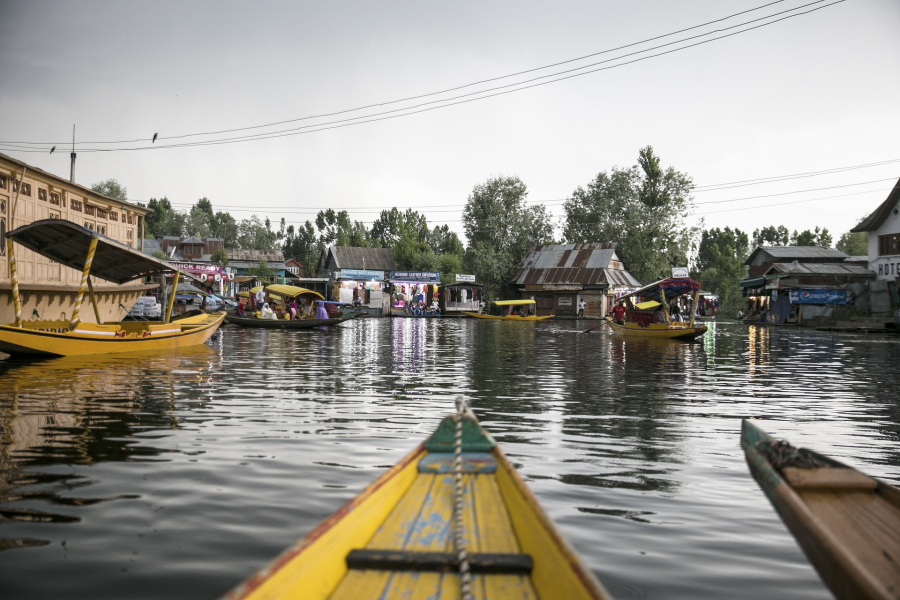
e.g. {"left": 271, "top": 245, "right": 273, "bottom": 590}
{"left": 224, "top": 400, "right": 611, "bottom": 600}
{"left": 0, "top": 219, "right": 224, "bottom": 357}
{"left": 606, "top": 277, "right": 707, "bottom": 340}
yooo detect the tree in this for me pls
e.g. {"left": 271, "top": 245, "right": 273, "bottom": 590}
{"left": 463, "top": 175, "right": 555, "bottom": 299}
{"left": 563, "top": 146, "right": 695, "bottom": 284}
{"left": 836, "top": 231, "right": 867, "bottom": 256}
{"left": 248, "top": 259, "right": 274, "bottom": 282}
{"left": 752, "top": 226, "right": 790, "bottom": 247}
{"left": 211, "top": 249, "right": 229, "bottom": 266}
{"left": 692, "top": 227, "right": 749, "bottom": 311}
{"left": 282, "top": 220, "right": 320, "bottom": 275}
{"left": 237, "top": 215, "right": 280, "bottom": 250}
{"left": 91, "top": 179, "right": 127, "bottom": 201}
{"left": 791, "top": 226, "right": 832, "bottom": 247}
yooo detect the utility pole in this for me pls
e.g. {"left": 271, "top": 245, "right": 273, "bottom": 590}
{"left": 69, "top": 125, "right": 76, "bottom": 183}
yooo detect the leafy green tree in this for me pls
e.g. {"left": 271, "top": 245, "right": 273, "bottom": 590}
{"left": 248, "top": 259, "right": 275, "bottom": 282}
{"left": 91, "top": 179, "right": 128, "bottom": 201}
{"left": 791, "top": 226, "right": 832, "bottom": 247}
{"left": 563, "top": 146, "right": 695, "bottom": 284}
{"left": 426, "top": 224, "right": 464, "bottom": 256}
{"left": 836, "top": 231, "right": 868, "bottom": 256}
{"left": 752, "top": 225, "right": 790, "bottom": 247}
{"left": 238, "top": 216, "right": 281, "bottom": 250}
{"left": 692, "top": 227, "right": 749, "bottom": 311}
{"left": 282, "top": 220, "right": 321, "bottom": 275}
{"left": 211, "top": 249, "right": 229, "bottom": 266}
{"left": 438, "top": 252, "right": 462, "bottom": 283}
{"left": 151, "top": 250, "right": 168, "bottom": 260}
{"left": 463, "top": 175, "right": 555, "bottom": 299}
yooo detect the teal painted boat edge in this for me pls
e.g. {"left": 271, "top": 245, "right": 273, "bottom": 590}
{"left": 424, "top": 415, "right": 497, "bottom": 453}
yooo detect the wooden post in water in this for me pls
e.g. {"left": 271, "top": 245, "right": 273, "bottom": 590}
{"left": 71, "top": 237, "right": 98, "bottom": 328}
{"left": 7, "top": 168, "right": 26, "bottom": 327}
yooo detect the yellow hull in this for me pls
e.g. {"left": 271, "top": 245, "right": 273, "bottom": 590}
{"left": 225, "top": 417, "right": 611, "bottom": 600}
{"left": 0, "top": 312, "right": 225, "bottom": 357}
{"left": 605, "top": 318, "right": 707, "bottom": 340}
{"left": 463, "top": 312, "right": 554, "bottom": 321}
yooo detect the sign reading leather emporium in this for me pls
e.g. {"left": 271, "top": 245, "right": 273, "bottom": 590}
{"left": 389, "top": 271, "right": 441, "bottom": 282}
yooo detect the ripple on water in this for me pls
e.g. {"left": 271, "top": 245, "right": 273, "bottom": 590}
{"left": 0, "top": 319, "right": 898, "bottom": 599}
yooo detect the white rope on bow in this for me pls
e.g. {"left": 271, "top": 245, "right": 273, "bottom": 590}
{"left": 453, "top": 396, "right": 474, "bottom": 600}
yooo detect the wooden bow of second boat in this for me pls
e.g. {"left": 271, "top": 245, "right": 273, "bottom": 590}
{"left": 741, "top": 420, "right": 900, "bottom": 600}
{"left": 224, "top": 408, "right": 611, "bottom": 600}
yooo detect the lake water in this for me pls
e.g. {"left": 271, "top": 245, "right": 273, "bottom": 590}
{"left": 1, "top": 319, "right": 898, "bottom": 599}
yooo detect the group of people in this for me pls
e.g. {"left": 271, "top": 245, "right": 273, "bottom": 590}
{"left": 608, "top": 299, "right": 691, "bottom": 325}
{"left": 237, "top": 287, "right": 329, "bottom": 320}
{"left": 405, "top": 299, "right": 441, "bottom": 316}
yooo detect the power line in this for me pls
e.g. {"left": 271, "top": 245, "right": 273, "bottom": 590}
{"left": 2, "top": 1, "right": 796, "bottom": 147}
{"left": 0, "top": 0, "right": 844, "bottom": 154}
{"left": 694, "top": 158, "right": 900, "bottom": 191}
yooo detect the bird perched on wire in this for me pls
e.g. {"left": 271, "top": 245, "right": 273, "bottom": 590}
{"left": 152, "top": 133, "right": 158, "bottom": 143}
{"left": 50, "top": 146, "right": 55, "bottom": 154}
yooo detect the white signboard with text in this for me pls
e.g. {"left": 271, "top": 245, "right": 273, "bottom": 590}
{"left": 455, "top": 274, "right": 476, "bottom": 282}
{"left": 672, "top": 267, "right": 689, "bottom": 279}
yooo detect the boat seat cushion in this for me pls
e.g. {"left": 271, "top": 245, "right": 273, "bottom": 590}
{"left": 782, "top": 467, "right": 878, "bottom": 491}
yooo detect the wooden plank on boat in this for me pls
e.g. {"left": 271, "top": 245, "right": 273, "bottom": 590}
{"left": 345, "top": 549, "right": 533, "bottom": 574}
{"left": 782, "top": 467, "right": 878, "bottom": 491}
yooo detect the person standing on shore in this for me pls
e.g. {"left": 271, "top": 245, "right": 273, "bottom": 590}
{"left": 578, "top": 299, "right": 586, "bottom": 318}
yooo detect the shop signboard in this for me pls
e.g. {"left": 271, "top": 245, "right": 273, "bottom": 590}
{"left": 455, "top": 274, "right": 476, "bottom": 283}
{"left": 672, "top": 267, "right": 689, "bottom": 278}
{"left": 172, "top": 262, "right": 228, "bottom": 276}
{"left": 389, "top": 271, "right": 440, "bottom": 282}
{"left": 340, "top": 269, "right": 384, "bottom": 280}
{"left": 789, "top": 289, "right": 848, "bottom": 305}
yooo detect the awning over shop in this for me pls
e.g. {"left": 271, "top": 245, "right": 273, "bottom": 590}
{"left": 739, "top": 277, "right": 765, "bottom": 288}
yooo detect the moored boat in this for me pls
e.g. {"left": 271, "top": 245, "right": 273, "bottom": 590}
{"left": 224, "top": 400, "right": 611, "bottom": 600}
{"left": 606, "top": 277, "right": 707, "bottom": 340}
{"left": 463, "top": 299, "right": 552, "bottom": 321}
{"left": 741, "top": 420, "right": 900, "bottom": 600}
{"left": 0, "top": 219, "right": 225, "bottom": 357}
{"left": 224, "top": 313, "right": 357, "bottom": 329}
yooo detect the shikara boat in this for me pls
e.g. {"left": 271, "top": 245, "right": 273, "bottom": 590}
{"left": 463, "top": 299, "right": 552, "bottom": 321}
{"left": 741, "top": 420, "right": 900, "bottom": 600}
{"left": 224, "top": 313, "right": 358, "bottom": 329}
{"left": 224, "top": 402, "right": 611, "bottom": 600}
{"left": 0, "top": 219, "right": 225, "bottom": 357}
{"left": 606, "top": 277, "right": 707, "bottom": 340}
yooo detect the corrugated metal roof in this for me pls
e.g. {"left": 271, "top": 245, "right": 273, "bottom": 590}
{"left": 227, "top": 249, "right": 285, "bottom": 262}
{"left": 758, "top": 246, "right": 847, "bottom": 259}
{"left": 511, "top": 243, "right": 640, "bottom": 287}
{"left": 329, "top": 246, "right": 396, "bottom": 270}
{"left": 766, "top": 262, "right": 876, "bottom": 276}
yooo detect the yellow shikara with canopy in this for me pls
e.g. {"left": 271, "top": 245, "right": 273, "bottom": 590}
{"left": 463, "top": 299, "right": 552, "bottom": 321}
{"left": 0, "top": 219, "right": 225, "bottom": 357}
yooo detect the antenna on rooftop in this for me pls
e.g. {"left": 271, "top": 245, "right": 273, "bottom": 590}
{"left": 69, "top": 125, "right": 76, "bottom": 183}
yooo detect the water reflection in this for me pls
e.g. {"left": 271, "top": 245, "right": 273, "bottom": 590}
{"left": 0, "top": 320, "right": 897, "bottom": 600}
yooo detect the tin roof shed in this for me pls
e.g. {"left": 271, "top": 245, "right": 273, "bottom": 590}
{"left": 511, "top": 243, "right": 641, "bottom": 288}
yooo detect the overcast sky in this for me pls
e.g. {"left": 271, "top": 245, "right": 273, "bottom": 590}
{"left": 2, "top": 0, "right": 898, "bottom": 246}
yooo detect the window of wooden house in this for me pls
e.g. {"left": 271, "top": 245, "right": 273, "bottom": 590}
{"left": 71, "top": 199, "right": 82, "bottom": 212}
{"left": 97, "top": 208, "right": 108, "bottom": 219}
{"left": 0, "top": 198, "right": 5, "bottom": 215}
{"left": 38, "top": 188, "right": 47, "bottom": 201}
{"left": 84, "top": 204, "right": 96, "bottom": 216}
{"left": 98, "top": 224, "right": 106, "bottom": 235}
{"left": 127, "top": 215, "right": 134, "bottom": 225}
{"left": 20, "top": 183, "right": 31, "bottom": 196}
{"left": 126, "top": 229, "right": 134, "bottom": 241}
{"left": 0, "top": 175, "right": 6, "bottom": 190}
{"left": 50, "top": 210, "right": 61, "bottom": 219}
{"left": 879, "top": 233, "right": 900, "bottom": 256}
{"left": 85, "top": 221, "right": 95, "bottom": 231}
{"left": 0, "top": 217, "right": 5, "bottom": 255}
{"left": 50, "top": 192, "right": 60, "bottom": 206}
{"left": 109, "top": 211, "right": 118, "bottom": 221}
